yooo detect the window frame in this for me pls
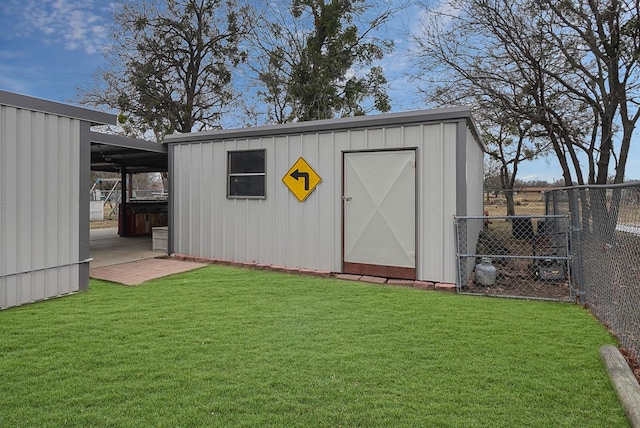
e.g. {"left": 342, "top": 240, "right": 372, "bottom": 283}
{"left": 227, "top": 149, "right": 266, "bottom": 199}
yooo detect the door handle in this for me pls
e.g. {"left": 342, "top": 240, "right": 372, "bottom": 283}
{"left": 342, "top": 196, "right": 352, "bottom": 201}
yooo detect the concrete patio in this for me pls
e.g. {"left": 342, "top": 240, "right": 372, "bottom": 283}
{"left": 90, "top": 227, "right": 159, "bottom": 268}
{"left": 89, "top": 227, "right": 206, "bottom": 285}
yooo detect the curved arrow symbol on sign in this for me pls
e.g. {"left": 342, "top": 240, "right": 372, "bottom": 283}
{"left": 290, "top": 169, "right": 310, "bottom": 190}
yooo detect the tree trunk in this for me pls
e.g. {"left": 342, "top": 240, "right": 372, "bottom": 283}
{"left": 505, "top": 192, "right": 516, "bottom": 216}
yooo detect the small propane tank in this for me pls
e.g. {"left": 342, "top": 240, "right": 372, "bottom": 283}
{"left": 475, "top": 257, "right": 497, "bottom": 286}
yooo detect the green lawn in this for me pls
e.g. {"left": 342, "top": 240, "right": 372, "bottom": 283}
{"left": 0, "top": 265, "right": 628, "bottom": 427}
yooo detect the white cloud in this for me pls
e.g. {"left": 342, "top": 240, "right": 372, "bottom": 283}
{"left": 1, "top": 0, "right": 111, "bottom": 55}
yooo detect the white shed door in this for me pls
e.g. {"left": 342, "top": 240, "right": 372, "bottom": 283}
{"left": 343, "top": 150, "right": 416, "bottom": 279}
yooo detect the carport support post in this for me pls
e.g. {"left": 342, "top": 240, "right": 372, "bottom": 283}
{"left": 120, "top": 167, "right": 128, "bottom": 237}
{"left": 128, "top": 172, "right": 133, "bottom": 202}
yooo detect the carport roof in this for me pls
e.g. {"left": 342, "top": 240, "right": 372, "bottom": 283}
{"left": 90, "top": 132, "right": 168, "bottom": 173}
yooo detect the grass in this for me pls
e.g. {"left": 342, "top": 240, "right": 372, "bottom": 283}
{"left": 90, "top": 219, "right": 118, "bottom": 229}
{"left": 484, "top": 192, "right": 547, "bottom": 217}
{"left": 0, "top": 266, "right": 628, "bottom": 427}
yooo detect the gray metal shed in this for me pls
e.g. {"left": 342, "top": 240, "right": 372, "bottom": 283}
{"left": 0, "top": 91, "right": 114, "bottom": 309}
{"left": 0, "top": 91, "right": 169, "bottom": 309}
{"left": 165, "top": 107, "right": 485, "bottom": 284}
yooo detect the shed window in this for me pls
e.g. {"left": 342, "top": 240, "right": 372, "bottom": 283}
{"left": 228, "top": 150, "right": 266, "bottom": 198}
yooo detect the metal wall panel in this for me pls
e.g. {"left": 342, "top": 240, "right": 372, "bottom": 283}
{"left": 171, "top": 119, "right": 484, "bottom": 283}
{"left": 1, "top": 106, "right": 81, "bottom": 309}
{"left": 466, "top": 125, "right": 485, "bottom": 217}
{"left": 461, "top": 124, "right": 486, "bottom": 280}
{"left": 416, "top": 123, "right": 457, "bottom": 282}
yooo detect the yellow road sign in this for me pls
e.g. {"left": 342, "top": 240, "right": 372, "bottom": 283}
{"left": 282, "top": 157, "right": 322, "bottom": 202}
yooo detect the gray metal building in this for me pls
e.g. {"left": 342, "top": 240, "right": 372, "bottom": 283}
{"left": 0, "top": 91, "right": 114, "bottom": 309}
{"left": 166, "top": 107, "right": 485, "bottom": 284}
{"left": 0, "top": 91, "right": 168, "bottom": 310}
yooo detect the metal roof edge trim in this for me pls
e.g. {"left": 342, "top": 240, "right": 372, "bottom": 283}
{"left": 164, "top": 107, "right": 475, "bottom": 144}
{"left": 90, "top": 131, "right": 167, "bottom": 153}
{"left": 463, "top": 115, "right": 487, "bottom": 153}
{"left": 0, "top": 90, "right": 115, "bottom": 126}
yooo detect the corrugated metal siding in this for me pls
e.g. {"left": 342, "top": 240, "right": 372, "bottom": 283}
{"left": 173, "top": 131, "right": 343, "bottom": 272}
{"left": 466, "top": 125, "right": 485, "bottom": 217}
{"left": 172, "top": 121, "right": 482, "bottom": 283}
{"left": 0, "top": 106, "right": 81, "bottom": 309}
{"left": 459, "top": 124, "right": 486, "bottom": 281}
{"left": 416, "top": 123, "right": 458, "bottom": 283}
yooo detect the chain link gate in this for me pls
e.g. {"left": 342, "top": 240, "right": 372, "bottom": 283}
{"left": 455, "top": 215, "right": 574, "bottom": 301}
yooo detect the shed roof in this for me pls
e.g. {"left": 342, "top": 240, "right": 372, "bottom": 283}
{"left": 0, "top": 90, "right": 168, "bottom": 173}
{"left": 0, "top": 90, "right": 115, "bottom": 126}
{"left": 164, "top": 107, "right": 483, "bottom": 146}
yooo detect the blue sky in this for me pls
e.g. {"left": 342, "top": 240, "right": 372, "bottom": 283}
{"left": 0, "top": 0, "right": 638, "bottom": 183}
{"left": 0, "top": 0, "right": 111, "bottom": 102}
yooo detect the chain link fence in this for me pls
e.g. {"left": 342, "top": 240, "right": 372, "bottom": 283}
{"left": 457, "top": 184, "right": 640, "bottom": 366}
{"left": 455, "top": 214, "right": 573, "bottom": 301}
{"left": 545, "top": 183, "right": 640, "bottom": 367}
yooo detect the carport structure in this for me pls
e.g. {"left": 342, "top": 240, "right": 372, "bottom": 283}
{"left": 91, "top": 132, "right": 167, "bottom": 174}
{"left": 0, "top": 90, "right": 167, "bottom": 309}
{"left": 90, "top": 130, "right": 168, "bottom": 237}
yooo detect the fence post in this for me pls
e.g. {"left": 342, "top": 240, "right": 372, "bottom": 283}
{"left": 569, "top": 190, "right": 585, "bottom": 305}
{"left": 453, "top": 216, "right": 461, "bottom": 293}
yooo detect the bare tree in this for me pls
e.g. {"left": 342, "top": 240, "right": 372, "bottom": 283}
{"left": 425, "top": 78, "right": 552, "bottom": 215}
{"left": 412, "top": 0, "right": 640, "bottom": 186}
{"left": 543, "top": 0, "right": 640, "bottom": 184}
{"left": 240, "top": 3, "right": 307, "bottom": 124}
